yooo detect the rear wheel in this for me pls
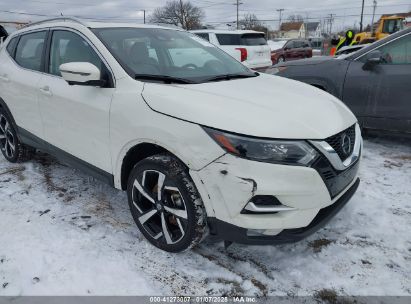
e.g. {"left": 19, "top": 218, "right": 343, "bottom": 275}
{"left": 0, "top": 109, "right": 34, "bottom": 163}
{"left": 127, "top": 154, "right": 207, "bottom": 252}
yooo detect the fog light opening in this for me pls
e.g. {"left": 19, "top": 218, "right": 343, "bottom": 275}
{"left": 242, "top": 195, "right": 296, "bottom": 214}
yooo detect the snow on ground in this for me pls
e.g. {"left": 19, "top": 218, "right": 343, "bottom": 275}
{"left": 0, "top": 137, "right": 410, "bottom": 297}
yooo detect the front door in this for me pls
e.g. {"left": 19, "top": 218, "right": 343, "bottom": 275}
{"left": 344, "top": 33, "right": 411, "bottom": 132}
{"left": 37, "top": 29, "right": 114, "bottom": 173}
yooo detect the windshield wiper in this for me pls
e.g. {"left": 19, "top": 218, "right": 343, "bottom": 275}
{"left": 203, "top": 72, "right": 259, "bottom": 83}
{"left": 134, "top": 74, "right": 197, "bottom": 84}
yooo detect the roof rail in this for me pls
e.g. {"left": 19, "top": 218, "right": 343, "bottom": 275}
{"left": 22, "top": 16, "right": 87, "bottom": 29}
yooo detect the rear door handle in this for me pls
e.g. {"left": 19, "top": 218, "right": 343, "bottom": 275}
{"left": 0, "top": 74, "right": 9, "bottom": 83}
{"left": 39, "top": 86, "right": 53, "bottom": 96}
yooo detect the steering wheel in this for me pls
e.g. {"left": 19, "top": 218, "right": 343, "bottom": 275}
{"left": 182, "top": 63, "right": 198, "bottom": 70}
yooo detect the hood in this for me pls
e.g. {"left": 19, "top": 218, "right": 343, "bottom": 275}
{"left": 142, "top": 73, "right": 357, "bottom": 139}
{"left": 277, "top": 56, "right": 335, "bottom": 67}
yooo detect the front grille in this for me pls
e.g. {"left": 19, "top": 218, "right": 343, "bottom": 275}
{"left": 312, "top": 155, "right": 360, "bottom": 199}
{"left": 325, "top": 125, "right": 356, "bottom": 161}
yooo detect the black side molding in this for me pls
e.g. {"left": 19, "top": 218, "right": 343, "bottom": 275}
{"left": 18, "top": 127, "right": 114, "bottom": 187}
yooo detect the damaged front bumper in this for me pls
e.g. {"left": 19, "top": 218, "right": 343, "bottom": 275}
{"left": 190, "top": 152, "right": 360, "bottom": 245}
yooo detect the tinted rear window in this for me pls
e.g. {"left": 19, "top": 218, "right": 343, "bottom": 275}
{"left": 15, "top": 31, "right": 47, "bottom": 72}
{"left": 216, "top": 33, "right": 267, "bottom": 46}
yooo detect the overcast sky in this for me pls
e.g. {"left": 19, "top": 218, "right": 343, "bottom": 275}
{"left": 0, "top": 0, "right": 410, "bottom": 31}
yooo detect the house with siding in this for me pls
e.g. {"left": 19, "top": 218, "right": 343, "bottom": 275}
{"left": 279, "top": 22, "right": 305, "bottom": 39}
{"left": 305, "top": 22, "right": 321, "bottom": 38}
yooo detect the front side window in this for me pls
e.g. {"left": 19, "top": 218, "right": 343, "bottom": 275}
{"left": 93, "top": 28, "right": 254, "bottom": 83}
{"left": 15, "top": 31, "right": 47, "bottom": 72}
{"left": 49, "top": 30, "right": 103, "bottom": 76}
{"left": 378, "top": 34, "right": 411, "bottom": 65}
{"left": 285, "top": 41, "right": 295, "bottom": 49}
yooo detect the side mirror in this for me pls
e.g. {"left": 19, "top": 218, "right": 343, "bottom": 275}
{"left": 59, "top": 62, "right": 105, "bottom": 86}
{"left": 363, "top": 50, "right": 382, "bottom": 70}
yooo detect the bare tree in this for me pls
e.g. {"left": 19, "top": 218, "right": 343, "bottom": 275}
{"left": 150, "top": 1, "right": 205, "bottom": 30}
{"left": 240, "top": 14, "right": 268, "bottom": 33}
{"left": 287, "top": 14, "right": 304, "bottom": 22}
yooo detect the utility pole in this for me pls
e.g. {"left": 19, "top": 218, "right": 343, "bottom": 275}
{"left": 360, "top": 0, "right": 365, "bottom": 32}
{"left": 143, "top": 10, "right": 146, "bottom": 24}
{"left": 276, "top": 8, "right": 284, "bottom": 31}
{"left": 235, "top": 0, "right": 243, "bottom": 30}
{"left": 328, "top": 14, "right": 335, "bottom": 35}
{"left": 371, "top": 0, "right": 377, "bottom": 34}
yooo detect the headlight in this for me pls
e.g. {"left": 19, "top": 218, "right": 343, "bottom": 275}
{"left": 204, "top": 128, "right": 318, "bottom": 166}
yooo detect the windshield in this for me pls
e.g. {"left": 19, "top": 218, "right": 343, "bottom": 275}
{"left": 92, "top": 27, "right": 255, "bottom": 83}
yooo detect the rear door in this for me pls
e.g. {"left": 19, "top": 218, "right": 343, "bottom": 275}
{"left": 215, "top": 33, "right": 271, "bottom": 68}
{"left": 0, "top": 30, "right": 47, "bottom": 137}
{"left": 239, "top": 33, "right": 271, "bottom": 67}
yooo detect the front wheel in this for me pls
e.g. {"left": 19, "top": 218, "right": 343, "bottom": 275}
{"left": 0, "top": 109, "right": 34, "bottom": 163}
{"left": 127, "top": 154, "right": 207, "bottom": 252}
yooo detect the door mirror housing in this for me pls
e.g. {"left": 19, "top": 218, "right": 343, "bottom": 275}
{"left": 60, "top": 62, "right": 105, "bottom": 86}
{"left": 363, "top": 50, "right": 383, "bottom": 70}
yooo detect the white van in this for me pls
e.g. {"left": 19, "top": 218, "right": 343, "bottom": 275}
{"left": 191, "top": 30, "right": 272, "bottom": 71}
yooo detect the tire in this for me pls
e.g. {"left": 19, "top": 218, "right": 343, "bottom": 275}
{"left": 0, "top": 108, "right": 34, "bottom": 163}
{"left": 127, "top": 154, "right": 207, "bottom": 252}
{"left": 277, "top": 56, "right": 285, "bottom": 63}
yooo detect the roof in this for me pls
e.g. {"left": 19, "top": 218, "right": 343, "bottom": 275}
{"left": 305, "top": 22, "right": 320, "bottom": 32}
{"left": 190, "top": 29, "right": 264, "bottom": 34}
{"left": 380, "top": 11, "right": 411, "bottom": 19}
{"left": 280, "top": 22, "right": 304, "bottom": 32}
{"left": 17, "top": 17, "right": 178, "bottom": 33}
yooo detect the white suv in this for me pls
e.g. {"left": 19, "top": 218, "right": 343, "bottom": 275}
{"left": 0, "top": 18, "right": 361, "bottom": 252}
{"left": 191, "top": 30, "right": 272, "bottom": 71}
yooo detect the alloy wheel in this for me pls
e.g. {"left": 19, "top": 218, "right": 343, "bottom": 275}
{"left": 131, "top": 170, "right": 188, "bottom": 245}
{"left": 0, "top": 115, "right": 16, "bottom": 159}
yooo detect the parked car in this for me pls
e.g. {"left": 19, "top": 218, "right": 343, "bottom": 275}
{"left": 273, "top": 27, "right": 411, "bottom": 134}
{"left": 270, "top": 39, "right": 313, "bottom": 64}
{"left": 0, "top": 18, "right": 361, "bottom": 252}
{"left": 191, "top": 30, "right": 272, "bottom": 71}
{"left": 308, "top": 37, "right": 325, "bottom": 56}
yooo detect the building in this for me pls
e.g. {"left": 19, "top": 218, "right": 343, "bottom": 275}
{"left": 304, "top": 22, "right": 321, "bottom": 38}
{"left": 405, "top": 17, "right": 411, "bottom": 28}
{"left": 279, "top": 21, "right": 305, "bottom": 39}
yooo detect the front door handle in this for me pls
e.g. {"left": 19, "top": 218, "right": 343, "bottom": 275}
{"left": 39, "top": 86, "right": 53, "bottom": 96}
{"left": 0, "top": 74, "right": 9, "bottom": 83}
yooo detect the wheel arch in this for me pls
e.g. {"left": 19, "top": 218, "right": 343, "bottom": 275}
{"left": 118, "top": 141, "right": 189, "bottom": 191}
{"left": 0, "top": 97, "right": 17, "bottom": 126}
